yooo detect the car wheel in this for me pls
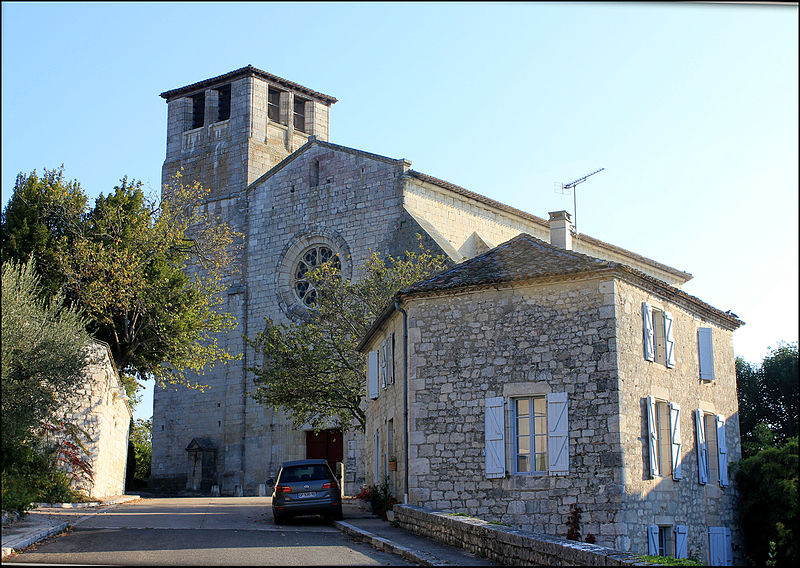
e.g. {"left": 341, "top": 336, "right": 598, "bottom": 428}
{"left": 273, "top": 512, "right": 286, "bottom": 525}
{"left": 332, "top": 505, "right": 343, "bottom": 521}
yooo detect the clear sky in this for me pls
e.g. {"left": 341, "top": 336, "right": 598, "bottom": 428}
{"left": 2, "top": 2, "right": 797, "bottom": 422}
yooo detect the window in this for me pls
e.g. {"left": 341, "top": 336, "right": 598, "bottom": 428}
{"left": 292, "top": 245, "right": 340, "bottom": 307}
{"left": 648, "top": 525, "right": 688, "bottom": 559}
{"left": 191, "top": 92, "right": 205, "bottom": 129}
{"left": 368, "top": 350, "right": 379, "bottom": 400}
{"left": 513, "top": 397, "right": 548, "bottom": 473}
{"left": 310, "top": 159, "right": 320, "bottom": 188}
{"left": 704, "top": 414, "right": 719, "bottom": 483}
{"left": 658, "top": 525, "right": 674, "bottom": 557}
{"left": 388, "top": 333, "right": 395, "bottom": 385}
{"left": 381, "top": 340, "right": 388, "bottom": 389}
{"left": 646, "top": 396, "right": 682, "bottom": 480}
{"left": 698, "top": 327, "right": 715, "bottom": 380}
{"left": 268, "top": 88, "right": 281, "bottom": 123}
{"left": 642, "top": 303, "right": 675, "bottom": 367}
{"left": 294, "top": 96, "right": 308, "bottom": 132}
{"left": 215, "top": 84, "right": 231, "bottom": 121}
{"left": 387, "top": 418, "right": 394, "bottom": 459}
{"left": 695, "top": 410, "right": 728, "bottom": 486}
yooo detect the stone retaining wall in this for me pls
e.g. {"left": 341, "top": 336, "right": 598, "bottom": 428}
{"left": 393, "top": 504, "right": 652, "bottom": 566}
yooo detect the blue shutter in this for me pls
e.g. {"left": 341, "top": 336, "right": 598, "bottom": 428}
{"left": 695, "top": 410, "right": 709, "bottom": 484}
{"left": 646, "top": 396, "right": 658, "bottom": 478}
{"left": 675, "top": 525, "right": 688, "bottom": 559}
{"left": 380, "top": 340, "right": 388, "bottom": 389}
{"left": 664, "top": 311, "right": 675, "bottom": 368}
{"left": 724, "top": 527, "right": 732, "bottom": 566}
{"left": 647, "top": 525, "right": 659, "bottom": 555}
{"left": 643, "top": 303, "right": 655, "bottom": 361}
{"left": 698, "top": 327, "right": 715, "bottom": 380}
{"left": 716, "top": 415, "right": 728, "bottom": 487}
{"left": 670, "top": 402, "right": 682, "bottom": 480}
{"left": 388, "top": 332, "right": 395, "bottom": 384}
{"left": 368, "top": 350, "right": 379, "bottom": 399}
{"left": 485, "top": 397, "right": 505, "bottom": 478}
{"left": 709, "top": 527, "right": 727, "bottom": 566}
{"left": 547, "top": 392, "right": 569, "bottom": 474}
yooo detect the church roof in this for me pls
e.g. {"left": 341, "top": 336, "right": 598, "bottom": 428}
{"left": 357, "top": 234, "right": 742, "bottom": 351}
{"left": 160, "top": 65, "right": 338, "bottom": 104}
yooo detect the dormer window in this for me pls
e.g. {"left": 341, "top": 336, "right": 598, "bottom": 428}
{"left": 216, "top": 84, "right": 231, "bottom": 121}
{"left": 268, "top": 88, "right": 281, "bottom": 123}
{"left": 294, "top": 96, "right": 308, "bottom": 132}
{"left": 191, "top": 92, "right": 205, "bottom": 129}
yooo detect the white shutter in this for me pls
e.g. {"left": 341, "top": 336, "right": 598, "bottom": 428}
{"left": 695, "top": 410, "right": 709, "bottom": 484}
{"left": 368, "top": 350, "right": 379, "bottom": 399}
{"left": 381, "top": 340, "right": 388, "bottom": 389}
{"left": 716, "top": 415, "right": 728, "bottom": 487}
{"left": 485, "top": 397, "right": 505, "bottom": 479}
{"left": 664, "top": 311, "right": 675, "bottom": 368}
{"left": 547, "top": 392, "right": 569, "bottom": 474}
{"left": 646, "top": 396, "right": 658, "bottom": 478}
{"left": 388, "top": 332, "right": 395, "bottom": 384}
{"left": 675, "top": 525, "right": 688, "bottom": 559}
{"left": 709, "top": 527, "right": 727, "bottom": 566}
{"left": 670, "top": 401, "right": 682, "bottom": 480}
{"left": 647, "top": 525, "right": 659, "bottom": 555}
{"left": 698, "top": 327, "right": 715, "bottom": 380}
{"left": 643, "top": 302, "right": 655, "bottom": 361}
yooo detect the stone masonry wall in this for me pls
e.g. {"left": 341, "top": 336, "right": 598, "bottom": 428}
{"left": 394, "top": 277, "right": 625, "bottom": 547}
{"left": 613, "top": 278, "right": 742, "bottom": 563}
{"left": 63, "top": 344, "right": 132, "bottom": 498}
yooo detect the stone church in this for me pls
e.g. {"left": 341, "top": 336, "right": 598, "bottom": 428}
{"left": 151, "top": 65, "right": 703, "bottom": 499}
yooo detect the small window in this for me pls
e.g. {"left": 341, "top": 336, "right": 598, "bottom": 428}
{"left": 310, "top": 159, "right": 319, "bottom": 188}
{"left": 191, "top": 92, "right": 205, "bottom": 129}
{"left": 513, "top": 396, "right": 548, "bottom": 473}
{"left": 655, "top": 400, "right": 673, "bottom": 477}
{"left": 294, "top": 96, "right": 308, "bottom": 132}
{"left": 387, "top": 418, "right": 394, "bottom": 459}
{"left": 658, "top": 525, "right": 674, "bottom": 557}
{"left": 216, "top": 84, "right": 231, "bottom": 121}
{"left": 653, "top": 309, "right": 666, "bottom": 365}
{"left": 268, "top": 88, "right": 281, "bottom": 123}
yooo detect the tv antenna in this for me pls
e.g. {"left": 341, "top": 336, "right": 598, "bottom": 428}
{"left": 555, "top": 167, "right": 605, "bottom": 235}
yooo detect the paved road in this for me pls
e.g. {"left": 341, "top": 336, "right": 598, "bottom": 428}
{"left": 4, "top": 497, "right": 413, "bottom": 565}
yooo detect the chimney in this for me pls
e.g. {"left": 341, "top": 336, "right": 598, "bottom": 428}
{"left": 548, "top": 210, "right": 573, "bottom": 250}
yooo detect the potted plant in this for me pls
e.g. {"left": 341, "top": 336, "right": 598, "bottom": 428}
{"left": 388, "top": 456, "right": 398, "bottom": 471}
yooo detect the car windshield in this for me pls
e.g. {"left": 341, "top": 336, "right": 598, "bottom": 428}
{"left": 279, "top": 465, "right": 333, "bottom": 483}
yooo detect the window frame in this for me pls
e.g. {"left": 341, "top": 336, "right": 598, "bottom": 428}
{"left": 268, "top": 87, "right": 282, "bottom": 123}
{"left": 293, "top": 96, "right": 308, "bottom": 132}
{"left": 511, "top": 396, "right": 548, "bottom": 475}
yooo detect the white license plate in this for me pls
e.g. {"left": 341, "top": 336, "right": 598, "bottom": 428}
{"left": 297, "top": 492, "right": 317, "bottom": 499}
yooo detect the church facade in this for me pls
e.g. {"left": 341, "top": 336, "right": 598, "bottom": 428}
{"left": 151, "top": 66, "right": 706, "bottom": 499}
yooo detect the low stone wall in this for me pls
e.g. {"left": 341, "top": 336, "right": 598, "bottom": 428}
{"left": 393, "top": 504, "right": 651, "bottom": 566}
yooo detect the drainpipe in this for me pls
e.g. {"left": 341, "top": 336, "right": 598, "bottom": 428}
{"left": 394, "top": 298, "right": 409, "bottom": 505}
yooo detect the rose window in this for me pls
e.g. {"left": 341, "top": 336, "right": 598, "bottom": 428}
{"left": 293, "top": 245, "right": 341, "bottom": 307}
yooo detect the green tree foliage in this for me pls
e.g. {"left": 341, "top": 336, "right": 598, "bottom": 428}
{"left": 1, "top": 167, "right": 242, "bottom": 392}
{"left": 130, "top": 418, "right": 152, "bottom": 482}
{"left": 248, "top": 241, "right": 448, "bottom": 431}
{"left": 1, "top": 167, "right": 86, "bottom": 299}
{"left": 737, "top": 343, "right": 799, "bottom": 457}
{"left": 1, "top": 259, "right": 92, "bottom": 465}
{"left": 734, "top": 437, "right": 798, "bottom": 566}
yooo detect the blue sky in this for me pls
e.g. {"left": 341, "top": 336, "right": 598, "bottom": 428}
{"left": 2, "top": 2, "right": 797, "bottom": 421}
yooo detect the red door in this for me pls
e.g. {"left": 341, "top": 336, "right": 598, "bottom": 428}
{"left": 306, "top": 428, "right": 343, "bottom": 472}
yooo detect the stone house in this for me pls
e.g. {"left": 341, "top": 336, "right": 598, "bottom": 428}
{"left": 60, "top": 342, "right": 132, "bottom": 498}
{"left": 151, "top": 65, "right": 706, "bottom": 499}
{"left": 358, "top": 227, "right": 743, "bottom": 565}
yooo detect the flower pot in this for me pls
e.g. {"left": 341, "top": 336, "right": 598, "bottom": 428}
{"left": 389, "top": 460, "right": 397, "bottom": 471}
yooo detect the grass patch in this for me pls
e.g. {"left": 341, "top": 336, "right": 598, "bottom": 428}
{"left": 637, "top": 555, "right": 704, "bottom": 566}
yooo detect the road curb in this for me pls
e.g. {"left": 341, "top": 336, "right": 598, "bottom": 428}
{"left": 333, "top": 520, "right": 451, "bottom": 566}
{"left": 1, "top": 521, "right": 69, "bottom": 559}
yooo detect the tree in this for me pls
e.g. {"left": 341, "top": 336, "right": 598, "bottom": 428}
{"left": 735, "top": 437, "right": 798, "bottom": 566}
{"left": 130, "top": 418, "right": 152, "bottom": 482}
{"left": 1, "top": 167, "right": 243, "bottom": 392}
{"left": 737, "top": 343, "right": 798, "bottom": 457}
{"left": 1, "top": 167, "right": 86, "bottom": 299}
{"left": 1, "top": 258, "right": 92, "bottom": 469}
{"left": 248, "top": 240, "right": 448, "bottom": 431}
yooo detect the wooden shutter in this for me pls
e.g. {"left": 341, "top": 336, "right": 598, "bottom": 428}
{"left": 724, "top": 527, "right": 732, "bottom": 566}
{"left": 381, "top": 340, "right": 388, "bottom": 389}
{"left": 485, "top": 397, "right": 505, "bottom": 478}
{"left": 643, "top": 302, "right": 655, "bottom": 361}
{"left": 675, "top": 525, "right": 688, "bottom": 559}
{"left": 647, "top": 525, "right": 659, "bottom": 555}
{"left": 695, "top": 410, "right": 709, "bottom": 484}
{"left": 646, "top": 396, "right": 658, "bottom": 478}
{"left": 698, "top": 327, "right": 715, "bottom": 380}
{"left": 547, "top": 392, "right": 569, "bottom": 474}
{"left": 708, "top": 527, "right": 727, "bottom": 566}
{"left": 664, "top": 311, "right": 675, "bottom": 368}
{"left": 716, "top": 415, "right": 728, "bottom": 487}
{"left": 388, "top": 332, "right": 395, "bottom": 384}
{"left": 368, "top": 350, "right": 379, "bottom": 400}
{"left": 670, "top": 401, "right": 682, "bottom": 480}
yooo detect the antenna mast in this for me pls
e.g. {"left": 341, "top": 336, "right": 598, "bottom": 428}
{"left": 558, "top": 167, "right": 605, "bottom": 234}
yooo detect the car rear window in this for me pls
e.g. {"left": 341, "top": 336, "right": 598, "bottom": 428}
{"left": 279, "top": 465, "right": 333, "bottom": 483}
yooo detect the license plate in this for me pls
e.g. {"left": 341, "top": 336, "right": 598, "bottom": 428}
{"left": 297, "top": 492, "right": 317, "bottom": 499}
